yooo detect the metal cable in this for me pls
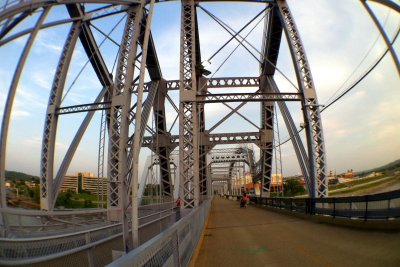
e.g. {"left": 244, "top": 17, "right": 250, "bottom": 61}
{"left": 198, "top": 5, "right": 299, "bottom": 92}
{"left": 61, "top": 14, "right": 126, "bottom": 103}
{"left": 277, "top": 27, "right": 400, "bottom": 148}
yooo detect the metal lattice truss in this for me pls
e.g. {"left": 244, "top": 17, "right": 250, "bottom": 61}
{"left": 17, "top": 0, "right": 400, "bottom": 252}
{"left": 277, "top": 0, "right": 327, "bottom": 197}
{"left": 207, "top": 149, "right": 250, "bottom": 194}
{"left": 0, "top": 0, "right": 335, "bottom": 209}
{"left": 1, "top": 0, "right": 398, "bottom": 257}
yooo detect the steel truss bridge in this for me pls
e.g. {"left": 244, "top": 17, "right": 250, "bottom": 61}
{"left": 0, "top": 0, "right": 399, "bottom": 266}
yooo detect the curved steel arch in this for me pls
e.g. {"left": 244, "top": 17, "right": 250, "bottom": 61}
{"left": 366, "top": 0, "right": 400, "bottom": 13}
{"left": 5, "top": 0, "right": 390, "bottom": 251}
{"left": 361, "top": 0, "right": 400, "bottom": 75}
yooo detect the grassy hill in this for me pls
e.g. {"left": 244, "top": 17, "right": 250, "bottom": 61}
{"left": 5, "top": 170, "right": 39, "bottom": 182}
{"left": 356, "top": 159, "right": 400, "bottom": 176}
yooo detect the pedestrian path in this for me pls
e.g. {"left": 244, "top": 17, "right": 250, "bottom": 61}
{"left": 191, "top": 197, "right": 400, "bottom": 267}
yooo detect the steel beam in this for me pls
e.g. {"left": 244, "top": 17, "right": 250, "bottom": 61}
{"left": 152, "top": 80, "right": 174, "bottom": 198}
{"left": 258, "top": 76, "right": 274, "bottom": 197}
{"left": 367, "top": 0, "right": 400, "bottom": 12}
{"left": 107, "top": 5, "right": 143, "bottom": 252}
{"left": 361, "top": 0, "right": 400, "bottom": 75}
{"left": 66, "top": 4, "right": 113, "bottom": 87}
{"left": 0, "top": 1, "right": 137, "bottom": 22}
{"left": 266, "top": 76, "right": 311, "bottom": 193}
{"left": 0, "top": 10, "right": 33, "bottom": 40}
{"left": 134, "top": 77, "right": 260, "bottom": 92}
{"left": 0, "top": 7, "right": 49, "bottom": 209}
{"left": 127, "top": 81, "right": 159, "bottom": 196}
{"left": 57, "top": 102, "right": 111, "bottom": 115}
{"left": 40, "top": 20, "right": 81, "bottom": 210}
{"left": 129, "top": 0, "right": 155, "bottom": 248}
{"left": 277, "top": 0, "right": 327, "bottom": 197}
{"left": 142, "top": 132, "right": 262, "bottom": 148}
{"left": 196, "top": 92, "right": 301, "bottom": 103}
{"left": 179, "top": 0, "right": 200, "bottom": 208}
{"left": 260, "top": 5, "right": 282, "bottom": 75}
{"left": 198, "top": 78, "right": 208, "bottom": 200}
{"left": 51, "top": 88, "right": 108, "bottom": 208}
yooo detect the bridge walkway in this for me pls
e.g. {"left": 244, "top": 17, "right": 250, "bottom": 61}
{"left": 192, "top": 197, "right": 400, "bottom": 267}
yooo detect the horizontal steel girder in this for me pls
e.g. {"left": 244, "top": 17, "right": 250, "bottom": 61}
{"left": 142, "top": 132, "right": 261, "bottom": 148}
{"left": 195, "top": 92, "right": 301, "bottom": 103}
{"left": 133, "top": 77, "right": 260, "bottom": 92}
{"left": 57, "top": 102, "right": 111, "bottom": 114}
{"left": 54, "top": 91, "right": 299, "bottom": 115}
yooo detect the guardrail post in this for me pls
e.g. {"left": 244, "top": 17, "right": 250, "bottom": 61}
{"left": 85, "top": 231, "right": 94, "bottom": 267}
{"left": 387, "top": 198, "right": 391, "bottom": 220}
{"left": 349, "top": 201, "right": 352, "bottom": 219}
{"left": 305, "top": 199, "right": 310, "bottom": 214}
{"left": 333, "top": 198, "right": 336, "bottom": 218}
{"left": 290, "top": 198, "right": 293, "bottom": 211}
{"left": 174, "top": 230, "right": 180, "bottom": 267}
{"left": 364, "top": 195, "right": 369, "bottom": 221}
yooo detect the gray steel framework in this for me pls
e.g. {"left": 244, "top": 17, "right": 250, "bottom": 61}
{"left": 277, "top": 0, "right": 327, "bottom": 197}
{"left": 5, "top": 0, "right": 398, "bottom": 255}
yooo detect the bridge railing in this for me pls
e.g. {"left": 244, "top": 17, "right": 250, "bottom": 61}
{"left": 0, "top": 202, "right": 178, "bottom": 266}
{"left": 107, "top": 198, "right": 212, "bottom": 267}
{"left": 0, "top": 208, "right": 109, "bottom": 238}
{"left": 249, "top": 189, "right": 400, "bottom": 220}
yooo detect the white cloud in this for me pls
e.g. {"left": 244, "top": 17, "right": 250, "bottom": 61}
{"left": 32, "top": 71, "right": 53, "bottom": 89}
{"left": 1, "top": 1, "right": 399, "bottom": 178}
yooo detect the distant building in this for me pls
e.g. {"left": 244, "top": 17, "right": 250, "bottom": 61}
{"left": 343, "top": 169, "right": 355, "bottom": 178}
{"left": 61, "top": 172, "right": 107, "bottom": 195}
{"left": 271, "top": 174, "right": 283, "bottom": 192}
{"left": 366, "top": 172, "right": 384, "bottom": 178}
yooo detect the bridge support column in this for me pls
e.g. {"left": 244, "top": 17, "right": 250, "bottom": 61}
{"left": 179, "top": 0, "right": 200, "bottom": 208}
{"left": 107, "top": 3, "right": 146, "bottom": 252}
{"left": 153, "top": 79, "right": 175, "bottom": 200}
{"left": 258, "top": 76, "right": 274, "bottom": 198}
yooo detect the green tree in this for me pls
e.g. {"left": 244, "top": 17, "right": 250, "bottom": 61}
{"left": 84, "top": 199, "right": 93, "bottom": 208}
{"left": 283, "top": 179, "right": 306, "bottom": 197}
{"left": 55, "top": 191, "right": 73, "bottom": 207}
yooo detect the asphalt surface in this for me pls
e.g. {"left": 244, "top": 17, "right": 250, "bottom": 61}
{"left": 193, "top": 197, "right": 400, "bottom": 267}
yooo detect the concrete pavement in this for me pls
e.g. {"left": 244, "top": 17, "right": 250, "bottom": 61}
{"left": 192, "top": 197, "right": 400, "bottom": 267}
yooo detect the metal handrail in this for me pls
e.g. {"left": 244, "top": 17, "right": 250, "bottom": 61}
{"left": 249, "top": 189, "right": 400, "bottom": 220}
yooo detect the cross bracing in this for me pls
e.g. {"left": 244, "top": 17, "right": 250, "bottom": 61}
{"left": 1, "top": 0, "right": 398, "bottom": 258}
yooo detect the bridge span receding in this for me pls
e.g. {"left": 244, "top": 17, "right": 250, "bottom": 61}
{"left": 192, "top": 197, "right": 400, "bottom": 267}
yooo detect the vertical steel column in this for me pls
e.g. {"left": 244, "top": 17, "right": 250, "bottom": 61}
{"left": 130, "top": 0, "right": 155, "bottom": 248}
{"left": 277, "top": 0, "right": 327, "bottom": 197}
{"left": 153, "top": 80, "right": 173, "bottom": 198}
{"left": 97, "top": 109, "right": 107, "bottom": 208}
{"left": 179, "top": 0, "right": 200, "bottom": 208}
{"left": 361, "top": 0, "right": 400, "bottom": 75}
{"left": 0, "top": 8, "right": 50, "bottom": 208}
{"left": 127, "top": 81, "right": 159, "bottom": 193}
{"left": 108, "top": 4, "right": 143, "bottom": 252}
{"left": 198, "top": 78, "right": 208, "bottom": 201}
{"left": 259, "top": 75, "right": 274, "bottom": 197}
{"left": 40, "top": 21, "right": 81, "bottom": 210}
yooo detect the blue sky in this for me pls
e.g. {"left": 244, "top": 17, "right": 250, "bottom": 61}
{"left": 0, "top": 0, "right": 399, "bottom": 178}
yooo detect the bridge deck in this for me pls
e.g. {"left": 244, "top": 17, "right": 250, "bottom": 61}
{"left": 192, "top": 197, "right": 400, "bottom": 267}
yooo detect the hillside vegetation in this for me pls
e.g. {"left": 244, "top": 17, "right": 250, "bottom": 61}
{"left": 5, "top": 170, "right": 39, "bottom": 182}
{"left": 357, "top": 159, "right": 400, "bottom": 176}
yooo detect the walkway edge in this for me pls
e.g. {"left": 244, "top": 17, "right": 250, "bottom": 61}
{"left": 188, "top": 199, "right": 212, "bottom": 267}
